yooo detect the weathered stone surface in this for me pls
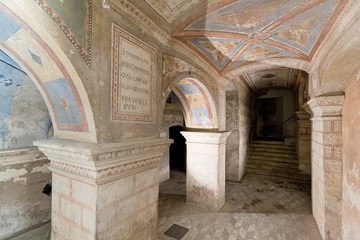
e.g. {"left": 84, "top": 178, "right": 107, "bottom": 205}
{"left": 0, "top": 148, "right": 51, "bottom": 239}
{"left": 181, "top": 131, "right": 230, "bottom": 211}
{"left": 35, "top": 138, "right": 171, "bottom": 240}
{"left": 305, "top": 95, "right": 344, "bottom": 240}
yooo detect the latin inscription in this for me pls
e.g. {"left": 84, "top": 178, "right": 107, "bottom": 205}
{"left": 112, "top": 24, "right": 156, "bottom": 122}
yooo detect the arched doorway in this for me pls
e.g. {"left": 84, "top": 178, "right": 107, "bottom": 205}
{"left": 169, "top": 125, "right": 186, "bottom": 172}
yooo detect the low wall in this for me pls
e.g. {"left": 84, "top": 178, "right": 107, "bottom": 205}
{"left": 0, "top": 147, "right": 51, "bottom": 239}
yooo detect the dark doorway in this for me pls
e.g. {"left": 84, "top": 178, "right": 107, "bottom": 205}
{"left": 169, "top": 126, "right": 186, "bottom": 172}
{"left": 256, "top": 97, "right": 283, "bottom": 140}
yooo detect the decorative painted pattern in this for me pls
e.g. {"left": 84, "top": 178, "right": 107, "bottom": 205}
{"left": 174, "top": 78, "right": 216, "bottom": 128}
{"left": 145, "top": 0, "right": 206, "bottom": 23}
{"left": 173, "top": 0, "right": 349, "bottom": 73}
{"left": 0, "top": 3, "right": 88, "bottom": 132}
{"left": 35, "top": 0, "right": 93, "bottom": 65}
{"left": 44, "top": 78, "right": 83, "bottom": 125}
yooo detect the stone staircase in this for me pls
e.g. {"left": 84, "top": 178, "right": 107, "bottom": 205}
{"left": 246, "top": 140, "right": 311, "bottom": 183}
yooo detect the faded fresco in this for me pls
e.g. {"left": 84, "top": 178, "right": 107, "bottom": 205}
{"left": 0, "top": 5, "right": 88, "bottom": 132}
{"left": 0, "top": 50, "right": 52, "bottom": 150}
{"left": 44, "top": 77, "right": 83, "bottom": 126}
{"left": 35, "top": 0, "right": 92, "bottom": 64}
{"left": 174, "top": 79, "right": 214, "bottom": 128}
{"left": 174, "top": 0, "right": 345, "bottom": 72}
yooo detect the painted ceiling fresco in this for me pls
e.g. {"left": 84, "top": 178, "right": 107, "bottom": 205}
{"left": 172, "top": 0, "right": 348, "bottom": 74}
{"left": 240, "top": 68, "right": 298, "bottom": 91}
{"left": 145, "top": 0, "right": 206, "bottom": 23}
{"left": 35, "top": 0, "right": 93, "bottom": 65}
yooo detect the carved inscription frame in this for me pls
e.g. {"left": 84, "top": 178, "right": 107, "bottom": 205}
{"left": 111, "top": 24, "right": 156, "bottom": 122}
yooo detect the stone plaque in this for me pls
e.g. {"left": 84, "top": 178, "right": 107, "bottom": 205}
{"left": 111, "top": 24, "right": 156, "bottom": 122}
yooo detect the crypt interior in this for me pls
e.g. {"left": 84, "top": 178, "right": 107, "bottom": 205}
{"left": 0, "top": 0, "right": 360, "bottom": 239}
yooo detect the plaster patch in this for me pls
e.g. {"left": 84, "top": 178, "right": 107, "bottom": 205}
{"left": 0, "top": 168, "right": 27, "bottom": 183}
{"left": 344, "top": 180, "right": 360, "bottom": 211}
{"left": 31, "top": 164, "right": 49, "bottom": 174}
{"left": 349, "top": 162, "right": 360, "bottom": 180}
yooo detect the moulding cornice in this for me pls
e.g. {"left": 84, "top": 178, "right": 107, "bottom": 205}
{"left": 304, "top": 95, "right": 345, "bottom": 118}
{"left": 107, "top": 0, "right": 170, "bottom": 45}
{"left": 105, "top": 0, "right": 228, "bottom": 86}
{"left": 35, "top": 138, "right": 172, "bottom": 183}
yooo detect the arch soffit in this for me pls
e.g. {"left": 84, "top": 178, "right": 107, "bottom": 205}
{"left": 0, "top": 2, "right": 96, "bottom": 142}
{"left": 225, "top": 58, "right": 311, "bottom": 80}
{"left": 163, "top": 73, "right": 219, "bottom": 129}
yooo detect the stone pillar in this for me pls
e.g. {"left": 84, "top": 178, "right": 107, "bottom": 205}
{"left": 296, "top": 111, "right": 311, "bottom": 173}
{"left": 305, "top": 95, "right": 344, "bottom": 240}
{"left": 34, "top": 138, "right": 172, "bottom": 240}
{"left": 180, "top": 131, "right": 230, "bottom": 211}
{"left": 226, "top": 91, "right": 240, "bottom": 181}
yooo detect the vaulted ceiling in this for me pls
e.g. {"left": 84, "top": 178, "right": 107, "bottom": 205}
{"left": 145, "top": 0, "right": 349, "bottom": 83}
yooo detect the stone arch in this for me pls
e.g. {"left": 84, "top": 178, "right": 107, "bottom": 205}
{"left": 162, "top": 72, "right": 219, "bottom": 129}
{"left": 224, "top": 58, "right": 311, "bottom": 80}
{"left": 0, "top": 3, "right": 96, "bottom": 142}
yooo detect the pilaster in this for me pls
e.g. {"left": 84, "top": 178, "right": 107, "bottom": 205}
{"left": 34, "top": 137, "right": 172, "bottom": 240}
{"left": 296, "top": 111, "right": 311, "bottom": 173}
{"left": 305, "top": 95, "right": 344, "bottom": 240}
{"left": 180, "top": 131, "right": 230, "bottom": 211}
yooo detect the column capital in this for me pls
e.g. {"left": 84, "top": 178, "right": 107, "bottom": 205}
{"left": 181, "top": 131, "right": 231, "bottom": 144}
{"left": 34, "top": 137, "right": 172, "bottom": 183}
{"left": 304, "top": 95, "right": 345, "bottom": 118}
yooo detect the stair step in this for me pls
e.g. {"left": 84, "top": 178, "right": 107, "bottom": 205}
{"left": 248, "top": 155, "right": 297, "bottom": 163}
{"left": 246, "top": 140, "right": 307, "bottom": 182}
{"left": 252, "top": 140, "right": 295, "bottom": 146}
{"left": 247, "top": 161, "right": 298, "bottom": 169}
{"left": 249, "top": 146, "right": 295, "bottom": 154}
{"left": 246, "top": 168, "right": 311, "bottom": 183}
{"left": 249, "top": 151, "right": 296, "bottom": 159}
{"left": 250, "top": 144, "right": 295, "bottom": 151}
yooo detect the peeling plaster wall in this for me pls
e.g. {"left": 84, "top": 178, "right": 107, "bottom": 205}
{"left": 238, "top": 86, "right": 251, "bottom": 179}
{"left": 0, "top": 56, "right": 52, "bottom": 150}
{"left": 0, "top": 148, "right": 51, "bottom": 239}
{"left": 226, "top": 91, "right": 240, "bottom": 181}
{"left": 226, "top": 83, "right": 250, "bottom": 181}
{"left": 342, "top": 74, "right": 360, "bottom": 239}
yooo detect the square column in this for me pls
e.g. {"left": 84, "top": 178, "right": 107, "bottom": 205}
{"left": 181, "top": 131, "right": 230, "bottom": 211}
{"left": 34, "top": 138, "right": 172, "bottom": 240}
{"left": 305, "top": 95, "right": 344, "bottom": 240}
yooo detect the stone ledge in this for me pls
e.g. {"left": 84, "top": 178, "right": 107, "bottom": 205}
{"left": 181, "top": 131, "right": 231, "bottom": 145}
{"left": 34, "top": 138, "right": 172, "bottom": 183}
{"left": 0, "top": 147, "right": 48, "bottom": 167}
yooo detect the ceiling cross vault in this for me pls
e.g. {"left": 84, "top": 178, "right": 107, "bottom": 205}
{"left": 163, "top": 0, "right": 349, "bottom": 76}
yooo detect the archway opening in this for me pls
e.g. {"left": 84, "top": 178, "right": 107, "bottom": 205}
{"left": 0, "top": 50, "right": 52, "bottom": 239}
{"left": 169, "top": 125, "right": 186, "bottom": 172}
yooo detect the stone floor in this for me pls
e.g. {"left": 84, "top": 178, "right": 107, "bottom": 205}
{"left": 10, "top": 171, "right": 321, "bottom": 240}
{"left": 158, "top": 171, "right": 321, "bottom": 240}
{"left": 8, "top": 222, "right": 50, "bottom": 240}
